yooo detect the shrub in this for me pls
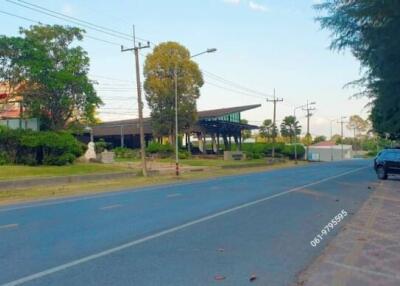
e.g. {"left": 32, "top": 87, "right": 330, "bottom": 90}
{"left": 0, "top": 126, "right": 86, "bottom": 166}
{"left": 113, "top": 147, "right": 140, "bottom": 159}
{"left": 146, "top": 142, "right": 174, "bottom": 154}
{"left": 178, "top": 150, "right": 190, "bottom": 159}
{"left": 94, "top": 139, "right": 112, "bottom": 154}
{"left": 0, "top": 151, "right": 8, "bottom": 165}
{"left": 281, "top": 144, "right": 305, "bottom": 159}
{"left": 241, "top": 143, "right": 285, "bottom": 158}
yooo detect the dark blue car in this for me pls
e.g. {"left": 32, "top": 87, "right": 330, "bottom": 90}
{"left": 374, "top": 149, "right": 400, "bottom": 180}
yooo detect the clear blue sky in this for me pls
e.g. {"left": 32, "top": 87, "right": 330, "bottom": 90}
{"left": 0, "top": 0, "right": 369, "bottom": 137}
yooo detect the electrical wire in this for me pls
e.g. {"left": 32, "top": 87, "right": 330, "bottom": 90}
{"left": 204, "top": 81, "right": 264, "bottom": 100}
{"left": 203, "top": 70, "right": 273, "bottom": 99}
{"left": 12, "top": 0, "right": 145, "bottom": 40}
{"left": 5, "top": 0, "right": 140, "bottom": 43}
{"left": 0, "top": 9, "right": 125, "bottom": 47}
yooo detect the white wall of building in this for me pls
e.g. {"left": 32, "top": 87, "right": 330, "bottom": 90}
{"left": 308, "top": 145, "right": 353, "bottom": 162}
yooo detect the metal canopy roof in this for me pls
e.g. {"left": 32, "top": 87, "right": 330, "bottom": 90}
{"left": 93, "top": 104, "right": 261, "bottom": 136}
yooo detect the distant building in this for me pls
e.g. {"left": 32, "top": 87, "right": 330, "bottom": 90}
{"left": 308, "top": 141, "right": 353, "bottom": 161}
{"left": 91, "top": 104, "right": 261, "bottom": 153}
{"left": 0, "top": 83, "right": 39, "bottom": 130}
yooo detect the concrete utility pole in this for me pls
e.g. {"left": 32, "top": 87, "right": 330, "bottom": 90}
{"left": 293, "top": 103, "right": 310, "bottom": 163}
{"left": 266, "top": 89, "right": 283, "bottom": 160}
{"left": 121, "top": 26, "right": 150, "bottom": 177}
{"left": 338, "top": 116, "right": 347, "bottom": 160}
{"left": 303, "top": 101, "right": 316, "bottom": 161}
{"left": 174, "top": 48, "right": 217, "bottom": 176}
{"left": 330, "top": 119, "right": 337, "bottom": 161}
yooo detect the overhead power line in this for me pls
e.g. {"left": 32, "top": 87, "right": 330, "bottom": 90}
{"left": 11, "top": 0, "right": 144, "bottom": 40}
{"left": 90, "top": 74, "right": 135, "bottom": 83}
{"left": 0, "top": 9, "right": 124, "bottom": 47}
{"left": 5, "top": 0, "right": 150, "bottom": 43}
{"left": 203, "top": 70, "right": 272, "bottom": 99}
{"left": 204, "top": 81, "right": 265, "bottom": 100}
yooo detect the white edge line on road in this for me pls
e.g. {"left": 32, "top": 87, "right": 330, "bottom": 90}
{"left": 0, "top": 161, "right": 370, "bottom": 213}
{"left": 1, "top": 166, "right": 368, "bottom": 286}
{"left": 0, "top": 224, "right": 18, "bottom": 230}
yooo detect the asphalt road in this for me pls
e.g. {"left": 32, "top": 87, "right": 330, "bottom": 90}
{"left": 0, "top": 160, "right": 377, "bottom": 286}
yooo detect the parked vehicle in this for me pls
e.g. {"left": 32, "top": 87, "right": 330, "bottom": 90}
{"left": 374, "top": 149, "right": 400, "bottom": 180}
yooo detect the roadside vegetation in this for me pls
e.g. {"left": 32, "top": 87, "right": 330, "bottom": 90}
{"left": 0, "top": 160, "right": 301, "bottom": 205}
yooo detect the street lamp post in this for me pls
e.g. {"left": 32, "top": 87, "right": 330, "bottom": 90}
{"left": 174, "top": 48, "right": 217, "bottom": 176}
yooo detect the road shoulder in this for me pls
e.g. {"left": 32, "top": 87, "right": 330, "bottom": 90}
{"left": 297, "top": 178, "right": 400, "bottom": 286}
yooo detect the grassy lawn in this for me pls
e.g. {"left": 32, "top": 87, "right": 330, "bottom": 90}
{"left": 0, "top": 160, "right": 306, "bottom": 205}
{"left": 0, "top": 163, "right": 131, "bottom": 181}
{"left": 159, "top": 158, "right": 269, "bottom": 167}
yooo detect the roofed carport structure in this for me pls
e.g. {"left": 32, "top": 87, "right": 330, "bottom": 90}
{"left": 91, "top": 104, "right": 261, "bottom": 153}
{"left": 190, "top": 104, "right": 260, "bottom": 154}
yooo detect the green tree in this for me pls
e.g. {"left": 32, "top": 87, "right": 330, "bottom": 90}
{"left": 280, "top": 116, "right": 301, "bottom": 143}
{"left": 0, "top": 25, "right": 102, "bottom": 130}
{"left": 240, "top": 119, "right": 252, "bottom": 140}
{"left": 313, "top": 135, "right": 327, "bottom": 144}
{"left": 331, "top": 134, "right": 342, "bottom": 144}
{"left": 259, "top": 119, "right": 274, "bottom": 142}
{"left": 346, "top": 115, "right": 369, "bottom": 138}
{"left": 315, "top": 1, "right": 400, "bottom": 139}
{"left": 143, "top": 42, "right": 204, "bottom": 141}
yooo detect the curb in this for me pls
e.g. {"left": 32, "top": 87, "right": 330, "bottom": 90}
{"left": 0, "top": 172, "right": 137, "bottom": 190}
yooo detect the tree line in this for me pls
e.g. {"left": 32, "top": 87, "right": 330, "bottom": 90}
{"left": 315, "top": 1, "right": 400, "bottom": 139}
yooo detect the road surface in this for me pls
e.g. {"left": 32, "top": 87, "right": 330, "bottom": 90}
{"left": 0, "top": 160, "right": 377, "bottom": 285}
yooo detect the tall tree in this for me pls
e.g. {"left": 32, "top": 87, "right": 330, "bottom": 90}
{"left": 0, "top": 25, "right": 102, "bottom": 130}
{"left": 280, "top": 116, "right": 301, "bottom": 143}
{"left": 143, "top": 42, "right": 203, "bottom": 141}
{"left": 259, "top": 119, "right": 274, "bottom": 142}
{"left": 346, "top": 115, "right": 369, "bottom": 137}
{"left": 315, "top": 1, "right": 400, "bottom": 139}
{"left": 313, "top": 135, "right": 327, "bottom": 144}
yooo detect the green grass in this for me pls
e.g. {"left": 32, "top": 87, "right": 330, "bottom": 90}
{"left": 0, "top": 160, "right": 304, "bottom": 205}
{"left": 158, "top": 158, "right": 270, "bottom": 167}
{"left": 0, "top": 163, "right": 130, "bottom": 181}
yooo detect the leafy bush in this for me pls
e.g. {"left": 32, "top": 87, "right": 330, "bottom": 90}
{"left": 241, "top": 143, "right": 285, "bottom": 158}
{"left": 146, "top": 142, "right": 174, "bottom": 154}
{"left": 94, "top": 139, "right": 112, "bottom": 154}
{"left": 0, "top": 126, "right": 86, "bottom": 166}
{"left": 178, "top": 150, "right": 190, "bottom": 159}
{"left": 113, "top": 147, "right": 140, "bottom": 159}
{"left": 0, "top": 151, "right": 8, "bottom": 165}
{"left": 281, "top": 144, "right": 305, "bottom": 159}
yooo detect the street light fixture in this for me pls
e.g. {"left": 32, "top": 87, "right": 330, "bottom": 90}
{"left": 84, "top": 126, "right": 94, "bottom": 143}
{"left": 174, "top": 48, "right": 217, "bottom": 176}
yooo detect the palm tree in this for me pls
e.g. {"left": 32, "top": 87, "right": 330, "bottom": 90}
{"left": 280, "top": 116, "right": 301, "bottom": 143}
{"left": 259, "top": 119, "right": 275, "bottom": 142}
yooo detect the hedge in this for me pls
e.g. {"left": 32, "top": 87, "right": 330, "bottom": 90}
{"left": 0, "top": 126, "right": 86, "bottom": 166}
{"left": 241, "top": 143, "right": 285, "bottom": 158}
{"left": 281, "top": 144, "right": 305, "bottom": 159}
{"left": 146, "top": 142, "right": 174, "bottom": 154}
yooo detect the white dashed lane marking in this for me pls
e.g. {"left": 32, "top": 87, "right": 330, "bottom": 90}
{"left": 166, "top": 193, "right": 182, "bottom": 198}
{"left": 100, "top": 204, "right": 122, "bottom": 210}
